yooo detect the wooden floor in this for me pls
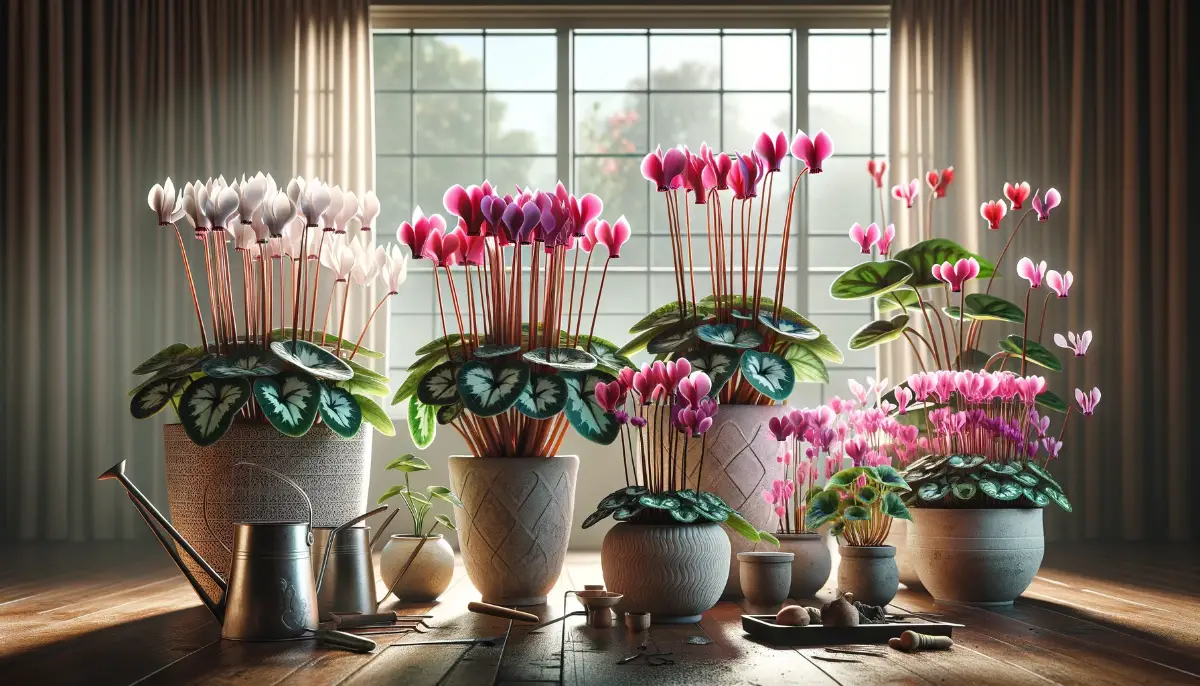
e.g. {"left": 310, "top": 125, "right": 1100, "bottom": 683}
{"left": 0, "top": 543, "right": 1197, "bottom": 685}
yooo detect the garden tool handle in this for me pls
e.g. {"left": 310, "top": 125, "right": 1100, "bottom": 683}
{"left": 467, "top": 602, "right": 540, "bottom": 623}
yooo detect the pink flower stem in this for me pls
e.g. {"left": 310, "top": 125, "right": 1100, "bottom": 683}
{"left": 957, "top": 289, "right": 965, "bottom": 370}
{"left": 172, "top": 224, "right": 209, "bottom": 352}
{"left": 1020, "top": 288, "right": 1032, "bottom": 375}
{"left": 1036, "top": 290, "right": 1053, "bottom": 343}
{"left": 349, "top": 293, "right": 390, "bottom": 361}
{"left": 585, "top": 258, "right": 612, "bottom": 345}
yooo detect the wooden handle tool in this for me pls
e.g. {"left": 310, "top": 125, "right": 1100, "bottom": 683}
{"left": 333, "top": 612, "right": 405, "bottom": 628}
{"left": 467, "top": 601, "right": 540, "bottom": 623}
{"left": 889, "top": 630, "right": 954, "bottom": 652}
{"left": 314, "top": 629, "right": 377, "bottom": 653}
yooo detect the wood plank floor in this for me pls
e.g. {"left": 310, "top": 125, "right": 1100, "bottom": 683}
{"left": 0, "top": 542, "right": 1197, "bottom": 685}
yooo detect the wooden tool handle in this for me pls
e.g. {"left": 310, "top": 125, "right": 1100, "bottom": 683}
{"left": 315, "top": 629, "right": 377, "bottom": 653}
{"left": 467, "top": 601, "right": 539, "bottom": 623}
{"left": 890, "top": 630, "right": 954, "bottom": 652}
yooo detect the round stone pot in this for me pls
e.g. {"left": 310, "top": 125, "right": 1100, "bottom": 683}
{"left": 648, "top": 404, "right": 780, "bottom": 598}
{"left": 602, "top": 522, "right": 730, "bottom": 623}
{"left": 837, "top": 545, "right": 899, "bottom": 607}
{"left": 163, "top": 422, "right": 373, "bottom": 600}
{"left": 776, "top": 532, "right": 832, "bottom": 598}
{"left": 885, "top": 518, "right": 923, "bottom": 591}
{"left": 448, "top": 455, "right": 578, "bottom": 606}
{"left": 379, "top": 534, "right": 455, "bottom": 602}
{"left": 737, "top": 551, "right": 794, "bottom": 609}
{"left": 908, "top": 507, "right": 1044, "bottom": 606}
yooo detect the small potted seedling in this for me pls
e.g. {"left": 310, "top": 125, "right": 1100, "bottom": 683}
{"left": 377, "top": 453, "right": 462, "bottom": 602}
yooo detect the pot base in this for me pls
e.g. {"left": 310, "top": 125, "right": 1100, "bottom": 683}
{"left": 933, "top": 598, "right": 1014, "bottom": 608}
{"left": 652, "top": 614, "right": 701, "bottom": 624}
{"left": 486, "top": 595, "right": 547, "bottom": 607}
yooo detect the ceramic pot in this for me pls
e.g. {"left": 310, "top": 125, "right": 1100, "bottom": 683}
{"left": 602, "top": 522, "right": 730, "bottom": 623}
{"left": 647, "top": 404, "right": 780, "bottom": 598}
{"left": 379, "top": 534, "right": 455, "bottom": 602}
{"left": 737, "top": 551, "right": 794, "bottom": 609}
{"left": 908, "top": 508, "right": 1044, "bottom": 606}
{"left": 837, "top": 545, "right": 899, "bottom": 607}
{"left": 775, "top": 532, "right": 832, "bottom": 598}
{"left": 885, "top": 518, "right": 923, "bottom": 590}
{"left": 163, "top": 422, "right": 372, "bottom": 600}
{"left": 448, "top": 455, "right": 578, "bottom": 606}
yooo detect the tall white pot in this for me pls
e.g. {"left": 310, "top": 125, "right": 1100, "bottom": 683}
{"left": 448, "top": 455, "right": 578, "bottom": 606}
{"left": 163, "top": 422, "right": 373, "bottom": 600}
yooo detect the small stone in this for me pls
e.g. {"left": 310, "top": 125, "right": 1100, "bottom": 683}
{"left": 775, "top": 605, "right": 811, "bottom": 626}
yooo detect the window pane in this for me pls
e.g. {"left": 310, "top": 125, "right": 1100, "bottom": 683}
{"left": 414, "top": 94, "right": 484, "bottom": 154}
{"left": 389, "top": 314, "right": 436, "bottom": 368}
{"left": 809, "top": 93, "right": 873, "bottom": 155}
{"left": 722, "top": 93, "right": 791, "bottom": 150}
{"left": 808, "top": 156, "right": 872, "bottom": 235}
{"left": 808, "top": 273, "right": 872, "bottom": 315}
{"left": 376, "top": 93, "right": 412, "bottom": 155}
{"left": 487, "top": 94, "right": 557, "bottom": 154}
{"left": 414, "top": 35, "right": 483, "bottom": 90}
{"left": 807, "top": 235, "right": 869, "bottom": 270}
{"left": 375, "top": 34, "right": 412, "bottom": 90}
{"left": 376, "top": 156, "right": 412, "bottom": 235}
{"left": 486, "top": 35, "right": 556, "bottom": 90}
{"left": 575, "top": 93, "right": 648, "bottom": 154}
{"left": 575, "top": 157, "right": 649, "bottom": 247}
{"left": 575, "top": 35, "right": 648, "bottom": 90}
{"left": 484, "top": 156, "right": 558, "bottom": 194}
{"left": 651, "top": 93, "right": 720, "bottom": 149}
{"left": 414, "top": 157, "right": 483, "bottom": 215}
{"left": 874, "top": 93, "right": 889, "bottom": 155}
{"left": 723, "top": 35, "right": 791, "bottom": 91}
{"left": 650, "top": 35, "right": 721, "bottom": 90}
{"left": 808, "top": 35, "right": 872, "bottom": 91}
{"left": 873, "top": 33, "right": 890, "bottom": 91}
{"left": 392, "top": 273, "right": 435, "bottom": 314}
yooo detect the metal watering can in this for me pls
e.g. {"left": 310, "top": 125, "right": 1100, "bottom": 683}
{"left": 98, "top": 459, "right": 376, "bottom": 651}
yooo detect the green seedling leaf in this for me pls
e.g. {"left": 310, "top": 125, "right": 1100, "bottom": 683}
{"left": 345, "top": 358, "right": 389, "bottom": 382}
{"left": 795, "top": 334, "right": 844, "bottom": 365}
{"left": 428, "top": 486, "right": 464, "bottom": 508}
{"left": 414, "top": 334, "right": 464, "bottom": 356}
{"left": 338, "top": 374, "right": 390, "bottom": 398}
{"left": 433, "top": 513, "right": 458, "bottom": 531}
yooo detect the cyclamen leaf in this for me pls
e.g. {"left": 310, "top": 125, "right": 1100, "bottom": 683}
{"left": 781, "top": 344, "right": 829, "bottom": 384}
{"left": 695, "top": 323, "right": 763, "bottom": 349}
{"left": 578, "top": 336, "right": 635, "bottom": 374}
{"left": 963, "top": 293, "right": 1025, "bottom": 323}
{"left": 882, "top": 491, "right": 912, "bottom": 521}
{"left": 1042, "top": 486, "right": 1072, "bottom": 512}
{"left": 254, "top": 372, "right": 321, "bottom": 437}
{"left": 133, "top": 343, "right": 192, "bottom": 375}
{"left": 738, "top": 350, "right": 795, "bottom": 401}
{"left": 1024, "top": 462, "right": 1062, "bottom": 491}
{"left": 417, "top": 362, "right": 460, "bottom": 406}
{"left": 872, "top": 465, "right": 910, "bottom": 491}
{"left": 646, "top": 326, "right": 697, "bottom": 354}
{"left": 338, "top": 374, "right": 390, "bottom": 398}
{"left": 515, "top": 373, "right": 569, "bottom": 420}
{"left": 805, "top": 490, "right": 840, "bottom": 529}
{"left": 689, "top": 347, "right": 740, "bottom": 394}
{"left": 271, "top": 329, "right": 383, "bottom": 359}
{"left": 345, "top": 357, "right": 389, "bottom": 382}
{"left": 130, "top": 376, "right": 189, "bottom": 419}
{"left": 848, "top": 315, "right": 910, "bottom": 351}
{"left": 178, "top": 377, "right": 252, "bottom": 446}
{"left": 523, "top": 347, "right": 598, "bottom": 372}
{"left": 415, "top": 334, "right": 464, "bottom": 356}
{"left": 436, "top": 401, "right": 464, "bottom": 425}
{"left": 795, "top": 334, "right": 844, "bottom": 365}
{"left": 978, "top": 478, "right": 1022, "bottom": 501}
{"left": 892, "top": 238, "right": 996, "bottom": 289}
{"left": 629, "top": 301, "right": 709, "bottom": 333}
{"left": 319, "top": 384, "right": 363, "bottom": 439}
{"left": 951, "top": 482, "right": 979, "bottom": 500}
{"left": 202, "top": 350, "right": 283, "bottom": 378}
{"left": 473, "top": 343, "right": 521, "bottom": 359}
{"left": 355, "top": 394, "right": 395, "bottom": 437}
{"left": 997, "top": 335, "right": 1063, "bottom": 372}
{"left": 408, "top": 396, "right": 437, "bottom": 449}
{"left": 270, "top": 340, "right": 354, "bottom": 381}
{"left": 918, "top": 480, "right": 950, "bottom": 501}
{"left": 391, "top": 351, "right": 449, "bottom": 405}
{"left": 456, "top": 362, "right": 529, "bottom": 417}
{"left": 830, "top": 260, "right": 914, "bottom": 300}
{"left": 758, "top": 313, "right": 820, "bottom": 341}
{"left": 563, "top": 371, "right": 620, "bottom": 445}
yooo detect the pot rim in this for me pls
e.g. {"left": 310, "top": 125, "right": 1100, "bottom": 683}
{"left": 773, "top": 531, "right": 821, "bottom": 539}
{"left": 449, "top": 454, "right": 579, "bottom": 460}
{"left": 838, "top": 544, "right": 896, "bottom": 558}
{"left": 388, "top": 533, "right": 445, "bottom": 541}
{"left": 612, "top": 521, "right": 721, "bottom": 529}
{"left": 909, "top": 506, "right": 1043, "bottom": 513}
{"left": 737, "top": 551, "right": 795, "bottom": 563}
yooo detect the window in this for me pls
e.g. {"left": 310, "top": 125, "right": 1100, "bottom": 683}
{"left": 372, "top": 19, "right": 888, "bottom": 415}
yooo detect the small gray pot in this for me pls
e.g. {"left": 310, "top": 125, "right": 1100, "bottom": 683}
{"left": 837, "top": 545, "right": 899, "bottom": 607}
{"left": 885, "top": 518, "right": 923, "bottom": 590}
{"left": 737, "top": 551, "right": 795, "bottom": 609}
{"left": 776, "top": 532, "right": 832, "bottom": 598}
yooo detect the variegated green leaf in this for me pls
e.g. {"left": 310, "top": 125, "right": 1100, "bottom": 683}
{"left": 456, "top": 361, "right": 529, "bottom": 417}
{"left": 319, "top": 384, "right": 363, "bottom": 438}
{"left": 781, "top": 344, "right": 829, "bottom": 384}
{"left": 577, "top": 335, "right": 634, "bottom": 374}
{"left": 796, "top": 334, "right": 844, "bottom": 364}
{"left": 436, "top": 401, "right": 464, "bottom": 425}
{"left": 345, "top": 357, "right": 389, "bottom": 382}
{"left": 254, "top": 372, "right": 321, "bottom": 437}
{"left": 270, "top": 329, "right": 383, "bottom": 358}
{"left": 355, "top": 394, "right": 395, "bottom": 436}
{"left": 523, "top": 347, "right": 598, "bottom": 372}
{"left": 473, "top": 343, "right": 521, "bottom": 359}
{"left": 132, "top": 343, "right": 192, "bottom": 375}
{"left": 178, "top": 377, "right": 251, "bottom": 446}
{"left": 758, "top": 313, "right": 820, "bottom": 341}
{"left": 415, "top": 334, "right": 464, "bottom": 356}
{"left": 201, "top": 350, "right": 283, "bottom": 378}
{"left": 417, "top": 362, "right": 460, "bottom": 406}
{"left": 129, "top": 376, "right": 189, "bottom": 419}
{"left": 647, "top": 326, "right": 697, "bottom": 354}
{"left": 563, "top": 371, "right": 620, "bottom": 445}
{"left": 391, "top": 350, "right": 450, "bottom": 405}
{"left": 689, "top": 346, "right": 740, "bottom": 394}
{"left": 408, "top": 396, "right": 437, "bottom": 448}
{"left": 738, "top": 350, "right": 795, "bottom": 401}
{"left": 696, "top": 323, "right": 763, "bottom": 349}
{"left": 337, "top": 374, "right": 390, "bottom": 398}
{"left": 270, "top": 340, "right": 354, "bottom": 381}
{"left": 515, "top": 373, "right": 569, "bottom": 420}
{"left": 849, "top": 315, "right": 910, "bottom": 350}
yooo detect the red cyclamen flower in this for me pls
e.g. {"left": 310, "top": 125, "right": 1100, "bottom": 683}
{"left": 892, "top": 179, "right": 919, "bottom": 208}
{"left": 866, "top": 159, "right": 887, "bottom": 188}
{"left": 1004, "top": 182, "right": 1031, "bottom": 210}
{"left": 980, "top": 200, "right": 1007, "bottom": 230}
{"left": 926, "top": 167, "right": 954, "bottom": 197}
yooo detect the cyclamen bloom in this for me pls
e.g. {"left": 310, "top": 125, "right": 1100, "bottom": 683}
{"left": 1032, "top": 188, "right": 1061, "bottom": 221}
{"left": 1075, "top": 387, "right": 1101, "bottom": 415}
{"left": 848, "top": 222, "right": 881, "bottom": 254}
{"left": 641, "top": 145, "right": 687, "bottom": 192}
{"left": 926, "top": 167, "right": 954, "bottom": 197}
{"left": 790, "top": 129, "right": 834, "bottom": 173}
{"left": 1054, "top": 330, "right": 1092, "bottom": 357}
{"left": 1004, "top": 181, "right": 1031, "bottom": 210}
{"left": 980, "top": 199, "right": 1007, "bottom": 230}
{"left": 1017, "top": 257, "right": 1047, "bottom": 289}
{"left": 867, "top": 159, "right": 887, "bottom": 188}
{"left": 893, "top": 386, "right": 913, "bottom": 415}
{"left": 892, "top": 179, "right": 919, "bottom": 208}
{"left": 754, "top": 131, "right": 789, "bottom": 173}
{"left": 594, "top": 380, "right": 624, "bottom": 413}
{"left": 876, "top": 223, "right": 896, "bottom": 256}
{"left": 594, "top": 217, "right": 632, "bottom": 258}
{"left": 768, "top": 415, "right": 793, "bottom": 442}
{"left": 1046, "top": 269, "right": 1073, "bottom": 297}
{"left": 932, "top": 257, "right": 980, "bottom": 292}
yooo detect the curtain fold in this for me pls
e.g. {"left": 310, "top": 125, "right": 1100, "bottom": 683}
{"left": 2, "top": 0, "right": 373, "bottom": 541}
{"left": 887, "top": 0, "right": 1193, "bottom": 541}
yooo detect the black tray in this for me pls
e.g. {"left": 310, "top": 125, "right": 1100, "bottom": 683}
{"left": 741, "top": 614, "right": 963, "bottom": 646}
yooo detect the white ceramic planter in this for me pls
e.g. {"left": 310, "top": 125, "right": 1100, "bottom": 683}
{"left": 448, "top": 455, "right": 578, "bottom": 606}
{"left": 885, "top": 518, "right": 923, "bottom": 590}
{"left": 908, "top": 508, "right": 1044, "bottom": 606}
{"left": 837, "top": 545, "right": 899, "bottom": 607}
{"left": 379, "top": 534, "right": 455, "bottom": 602}
{"left": 775, "top": 532, "right": 833, "bottom": 598}
{"left": 163, "top": 422, "right": 372, "bottom": 600}
{"left": 602, "top": 522, "right": 730, "bottom": 623}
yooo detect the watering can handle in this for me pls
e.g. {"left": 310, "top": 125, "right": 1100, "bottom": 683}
{"left": 203, "top": 461, "right": 317, "bottom": 553}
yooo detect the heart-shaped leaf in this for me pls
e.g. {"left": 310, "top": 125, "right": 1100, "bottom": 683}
{"left": 563, "top": 371, "right": 620, "bottom": 445}
{"left": 1036, "top": 390, "right": 1068, "bottom": 414}
{"left": 963, "top": 293, "right": 1025, "bottom": 323}
{"left": 948, "top": 455, "right": 986, "bottom": 469}
{"left": 830, "top": 260, "right": 914, "bottom": 300}
{"left": 202, "top": 350, "right": 284, "bottom": 378}
{"left": 795, "top": 334, "right": 844, "bottom": 364}
{"left": 133, "top": 343, "right": 193, "bottom": 375}
{"left": 942, "top": 306, "right": 974, "bottom": 322}
{"left": 805, "top": 490, "right": 840, "bottom": 529}
{"left": 872, "top": 465, "right": 910, "bottom": 491}
{"left": 982, "top": 461, "right": 1023, "bottom": 475}
{"left": 978, "top": 477, "right": 1022, "bottom": 501}
{"left": 882, "top": 491, "right": 912, "bottom": 520}
{"left": 646, "top": 326, "right": 697, "bottom": 354}
{"left": 1041, "top": 485, "right": 1072, "bottom": 512}
{"left": 408, "top": 396, "right": 437, "bottom": 448}
{"left": 271, "top": 329, "right": 383, "bottom": 359}
{"left": 631, "top": 302, "right": 697, "bottom": 333}
{"left": 178, "top": 377, "right": 252, "bottom": 446}
{"left": 918, "top": 480, "right": 950, "bottom": 500}
{"left": 338, "top": 374, "right": 390, "bottom": 398}
{"left": 997, "top": 335, "right": 1063, "bottom": 372}
{"left": 892, "top": 238, "right": 996, "bottom": 289}
{"left": 738, "top": 350, "right": 795, "bottom": 401}
{"left": 318, "top": 384, "right": 363, "bottom": 438}
{"left": 392, "top": 350, "right": 453, "bottom": 405}
{"left": 1012, "top": 471, "right": 1041, "bottom": 488}
{"left": 689, "top": 347, "right": 740, "bottom": 394}
{"left": 700, "top": 295, "right": 816, "bottom": 330}
{"left": 436, "top": 401, "right": 464, "bottom": 425}
{"left": 456, "top": 361, "right": 529, "bottom": 417}
{"left": 473, "top": 343, "right": 521, "bottom": 359}
{"left": 270, "top": 340, "right": 354, "bottom": 381}
{"left": 848, "top": 315, "right": 910, "bottom": 350}
{"left": 523, "top": 347, "right": 598, "bottom": 372}
{"left": 578, "top": 335, "right": 635, "bottom": 374}
{"left": 515, "top": 373, "right": 569, "bottom": 420}
{"left": 355, "top": 394, "right": 395, "bottom": 437}
{"left": 1024, "top": 462, "right": 1062, "bottom": 491}
{"left": 696, "top": 323, "right": 764, "bottom": 349}
{"left": 254, "top": 372, "right": 321, "bottom": 437}
{"left": 856, "top": 486, "right": 879, "bottom": 504}
{"left": 782, "top": 344, "right": 829, "bottom": 384}
{"left": 130, "top": 376, "right": 189, "bottom": 419}
{"left": 1022, "top": 487, "right": 1051, "bottom": 507}
{"left": 758, "top": 313, "right": 820, "bottom": 341}
{"left": 876, "top": 288, "right": 923, "bottom": 314}
{"left": 415, "top": 334, "right": 465, "bottom": 356}
{"left": 843, "top": 505, "right": 871, "bottom": 521}
{"left": 951, "top": 482, "right": 979, "bottom": 500}
{"left": 417, "top": 361, "right": 460, "bottom": 406}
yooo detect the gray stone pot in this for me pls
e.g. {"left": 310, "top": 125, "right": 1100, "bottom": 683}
{"left": 908, "top": 507, "right": 1044, "bottom": 606}
{"left": 737, "top": 551, "right": 794, "bottom": 609}
{"left": 885, "top": 518, "right": 923, "bottom": 590}
{"left": 602, "top": 522, "right": 730, "bottom": 623}
{"left": 776, "top": 532, "right": 832, "bottom": 598}
{"left": 379, "top": 534, "right": 455, "bottom": 602}
{"left": 448, "top": 455, "right": 578, "bottom": 606}
{"left": 163, "top": 422, "right": 373, "bottom": 600}
{"left": 837, "top": 545, "right": 899, "bottom": 607}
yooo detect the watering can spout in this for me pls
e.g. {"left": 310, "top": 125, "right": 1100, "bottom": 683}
{"left": 98, "top": 460, "right": 227, "bottom": 622}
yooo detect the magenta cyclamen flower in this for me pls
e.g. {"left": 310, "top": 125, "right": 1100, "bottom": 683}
{"left": 980, "top": 199, "right": 1007, "bottom": 230}
{"left": 790, "top": 129, "right": 833, "bottom": 173}
{"left": 848, "top": 222, "right": 881, "bottom": 254}
{"left": 877, "top": 223, "right": 896, "bottom": 256}
{"left": 907, "top": 373, "right": 936, "bottom": 402}
{"left": 1015, "top": 376, "right": 1047, "bottom": 405}
{"left": 1054, "top": 330, "right": 1092, "bottom": 357}
{"left": 892, "top": 179, "right": 919, "bottom": 208}
{"left": 594, "top": 380, "right": 624, "bottom": 413}
{"left": 676, "top": 370, "right": 711, "bottom": 409}
{"left": 754, "top": 131, "right": 789, "bottom": 173}
{"left": 1042, "top": 437, "right": 1063, "bottom": 459}
{"left": 1075, "top": 387, "right": 1101, "bottom": 415}
{"left": 1004, "top": 181, "right": 1031, "bottom": 210}
{"left": 894, "top": 386, "right": 913, "bottom": 415}
{"left": 397, "top": 206, "right": 446, "bottom": 258}
{"left": 702, "top": 147, "right": 733, "bottom": 190}
{"left": 1046, "top": 269, "right": 1073, "bottom": 297}
{"left": 932, "top": 257, "right": 980, "bottom": 292}
{"left": 1016, "top": 257, "right": 1047, "bottom": 289}
{"left": 867, "top": 159, "right": 887, "bottom": 188}
{"left": 594, "top": 216, "right": 632, "bottom": 258}
{"left": 1032, "top": 188, "right": 1061, "bottom": 221}
{"left": 682, "top": 146, "right": 715, "bottom": 204}
{"left": 768, "top": 415, "right": 793, "bottom": 442}
{"left": 641, "top": 145, "right": 687, "bottom": 192}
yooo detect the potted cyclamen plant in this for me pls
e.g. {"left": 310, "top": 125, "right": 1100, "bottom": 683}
{"left": 136, "top": 175, "right": 400, "bottom": 596}
{"left": 376, "top": 453, "right": 462, "bottom": 602}
{"left": 390, "top": 182, "right": 629, "bottom": 606}
{"left": 624, "top": 130, "right": 843, "bottom": 596}
{"left": 582, "top": 360, "right": 777, "bottom": 623}
{"left": 829, "top": 167, "right": 1100, "bottom": 604}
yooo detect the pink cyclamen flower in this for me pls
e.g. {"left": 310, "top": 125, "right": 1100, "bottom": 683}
{"left": 1042, "top": 437, "right": 1063, "bottom": 459}
{"left": 877, "top": 223, "right": 896, "bottom": 256}
{"left": 676, "top": 370, "right": 711, "bottom": 409}
{"left": 768, "top": 415, "right": 793, "bottom": 442}
{"left": 907, "top": 373, "right": 935, "bottom": 402}
{"left": 894, "top": 386, "right": 913, "bottom": 415}
{"left": 641, "top": 145, "right": 687, "bottom": 192}
{"left": 932, "top": 257, "right": 980, "bottom": 292}
{"left": 1004, "top": 181, "right": 1031, "bottom": 210}
{"left": 892, "top": 179, "right": 919, "bottom": 208}
{"left": 682, "top": 146, "right": 714, "bottom": 204}
{"left": 1032, "top": 188, "right": 1061, "bottom": 221}
{"left": 1016, "top": 376, "right": 1048, "bottom": 405}
{"left": 754, "top": 131, "right": 789, "bottom": 173}
{"left": 1046, "top": 269, "right": 1073, "bottom": 297}
{"left": 703, "top": 147, "right": 733, "bottom": 190}
{"left": 1016, "top": 257, "right": 1047, "bottom": 289}
{"left": 666, "top": 357, "right": 692, "bottom": 390}
{"left": 594, "top": 380, "right": 623, "bottom": 413}
{"left": 1075, "top": 387, "right": 1101, "bottom": 415}
{"left": 867, "top": 159, "right": 887, "bottom": 188}
{"left": 848, "top": 222, "right": 881, "bottom": 254}
{"left": 421, "top": 228, "right": 460, "bottom": 267}
{"left": 594, "top": 216, "right": 632, "bottom": 258}
{"left": 980, "top": 200, "right": 1007, "bottom": 230}
{"left": 790, "top": 129, "right": 833, "bottom": 173}
{"left": 847, "top": 379, "right": 868, "bottom": 405}
{"left": 1054, "top": 330, "right": 1092, "bottom": 357}
{"left": 617, "top": 366, "right": 636, "bottom": 392}
{"left": 397, "top": 206, "right": 446, "bottom": 258}
{"left": 926, "top": 167, "right": 954, "bottom": 197}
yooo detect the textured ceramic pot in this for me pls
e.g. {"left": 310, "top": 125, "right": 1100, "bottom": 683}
{"left": 647, "top": 404, "right": 780, "bottom": 598}
{"left": 908, "top": 508, "right": 1044, "bottom": 606}
{"left": 837, "top": 545, "right": 899, "bottom": 607}
{"left": 776, "top": 532, "right": 833, "bottom": 598}
{"left": 379, "top": 534, "right": 455, "bottom": 602}
{"left": 737, "top": 551, "right": 794, "bottom": 608}
{"left": 448, "top": 455, "right": 578, "bottom": 606}
{"left": 885, "top": 518, "right": 923, "bottom": 590}
{"left": 163, "top": 422, "right": 372, "bottom": 600}
{"left": 602, "top": 522, "right": 731, "bottom": 623}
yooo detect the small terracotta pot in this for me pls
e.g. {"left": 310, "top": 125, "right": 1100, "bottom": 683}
{"left": 837, "top": 545, "right": 899, "bottom": 607}
{"left": 379, "top": 534, "right": 455, "bottom": 602}
{"left": 775, "top": 532, "right": 832, "bottom": 598}
{"left": 737, "top": 551, "right": 794, "bottom": 609}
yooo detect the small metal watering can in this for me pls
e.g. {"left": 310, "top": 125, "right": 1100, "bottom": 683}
{"left": 98, "top": 459, "right": 374, "bottom": 649}
{"left": 312, "top": 514, "right": 385, "bottom": 620}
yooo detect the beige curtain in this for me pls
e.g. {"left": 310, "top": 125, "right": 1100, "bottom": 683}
{"left": 1, "top": 0, "right": 373, "bottom": 541}
{"left": 887, "top": 0, "right": 1193, "bottom": 541}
